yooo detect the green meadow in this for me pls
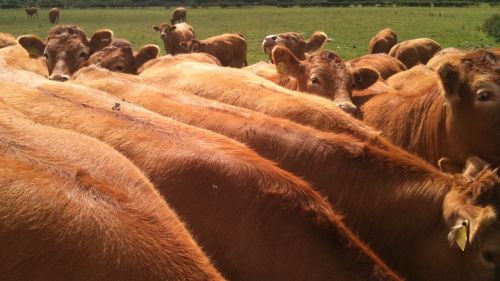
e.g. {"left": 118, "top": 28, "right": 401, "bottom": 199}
{"left": 0, "top": 6, "right": 498, "bottom": 63}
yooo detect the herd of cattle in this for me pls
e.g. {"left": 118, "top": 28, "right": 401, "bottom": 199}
{"left": 0, "top": 6, "right": 499, "bottom": 281}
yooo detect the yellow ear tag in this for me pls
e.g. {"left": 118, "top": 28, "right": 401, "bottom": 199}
{"left": 455, "top": 220, "right": 469, "bottom": 252}
{"left": 27, "top": 46, "right": 41, "bottom": 58}
{"left": 276, "top": 62, "right": 287, "bottom": 75}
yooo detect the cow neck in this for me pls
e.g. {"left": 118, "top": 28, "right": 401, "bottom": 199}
{"left": 323, "top": 136, "right": 455, "bottom": 265}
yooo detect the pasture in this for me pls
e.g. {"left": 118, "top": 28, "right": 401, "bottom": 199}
{"left": 0, "top": 6, "right": 498, "bottom": 62}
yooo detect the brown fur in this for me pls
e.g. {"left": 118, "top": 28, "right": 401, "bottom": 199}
{"left": 71, "top": 64, "right": 500, "bottom": 281}
{"left": 262, "top": 31, "right": 329, "bottom": 61}
{"left": 362, "top": 49, "right": 500, "bottom": 171}
{"left": 48, "top": 8, "right": 60, "bottom": 24}
{"left": 389, "top": 38, "right": 442, "bottom": 68}
{"left": 87, "top": 39, "right": 160, "bottom": 74}
{"left": 138, "top": 54, "right": 382, "bottom": 136}
{"left": 347, "top": 53, "right": 407, "bottom": 80}
{"left": 25, "top": 6, "right": 38, "bottom": 18}
{"left": 0, "top": 102, "right": 226, "bottom": 281}
{"left": 152, "top": 22, "right": 195, "bottom": 55}
{"left": 0, "top": 32, "right": 16, "bottom": 48}
{"left": 180, "top": 33, "right": 247, "bottom": 67}
{"left": 171, "top": 7, "right": 187, "bottom": 24}
{"left": 17, "top": 25, "right": 114, "bottom": 80}
{"left": 0, "top": 44, "right": 48, "bottom": 76}
{"left": 0, "top": 67, "right": 402, "bottom": 281}
{"left": 368, "top": 28, "right": 397, "bottom": 54}
{"left": 427, "top": 47, "right": 466, "bottom": 70}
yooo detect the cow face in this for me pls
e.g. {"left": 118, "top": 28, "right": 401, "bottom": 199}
{"left": 272, "top": 46, "right": 378, "bottom": 116}
{"left": 87, "top": 39, "right": 159, "bottom": 74}
{"left": 438, "top": 50, "right": 500, "bottom": 167}
{"left": 179, "top": 39, "right": 205, "bottom": 53}
{"left": 17, "top": 25, "right": 114, "bottom": 81}
{"left": 153, "top": 24, "right": 176, "bottom": 43}
{"left": 262, "top": 31, "right": 330, "bottom": 62}
{"left": 442, "top": 157, "right": 500, "bottom": 281}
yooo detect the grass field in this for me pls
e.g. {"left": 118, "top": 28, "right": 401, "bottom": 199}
{"left": 0, "top": 6, "right": 498, "bottom": 63}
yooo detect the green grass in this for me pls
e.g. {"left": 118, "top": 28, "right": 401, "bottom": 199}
{"left": 0, "top": 6, "right": 498, "bottom": 63}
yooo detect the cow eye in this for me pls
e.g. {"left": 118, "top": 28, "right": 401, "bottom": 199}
{"left": 43, "top": 53, "right": 48, "bottom": 60}
{"left": 79, "top": 52, "right": 88, "bottom": 59}
{"left": 476, "top": 91, "right": 491, "bottom": 102}
{"left": 114, "top": 65, "right": 124, "bottom": 72}
{"left": 311, "top": 76, "right": 320, "bottom": 85}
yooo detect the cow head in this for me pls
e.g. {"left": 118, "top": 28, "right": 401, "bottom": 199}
{"left": 438, "top": 49, "right": 500, "bottom": 168}
{"left": 153, "top": 24, "right": 175, "bottom": 42}
{"left": 272, "top": 45, "right": 378, "bottom": 116}
{"left": 87, "top": 39, "right": 160, "bottom": 74}
{"left": 262, "top": 31, "right": 331, "bottom": 62}
{"left": 441, "top": 157, "right": 500, "bottom": 281}
{"left": 17, "top": 25, "right": 114, "bottom": 81}
{"left": 179, "top": 39, "right": 206, "bottom": 53}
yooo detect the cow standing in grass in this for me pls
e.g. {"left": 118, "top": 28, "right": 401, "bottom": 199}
{"left": 171, "top": 7, "right": 187, "bottom": 24}
{"left": 49, "top": 8, "right": 60, "bottom": 24}
{"left": 25, "top": 6, "right": 38, "bottom": 19}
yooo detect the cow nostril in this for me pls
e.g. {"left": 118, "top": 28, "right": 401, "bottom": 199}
{"left": 338, "top": 102, "right": 359, "bottom": 115}
{"left": 49, "top": 74, "right": 69, "bottom": 82}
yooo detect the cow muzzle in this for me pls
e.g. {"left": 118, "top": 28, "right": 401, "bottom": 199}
{"left": 49, "top": 73, "right": 70, "bottom": 82}
{"left": 337, "top": 102, "right": 360, "bottom": 117}
{"left": 262, "top": 35, "right": 279, "bottom": 54}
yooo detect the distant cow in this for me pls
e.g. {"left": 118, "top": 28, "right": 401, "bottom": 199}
{"left": 389, "top": 38, "right": 442, "bottom": 68}
{"left": 368, "top": 28, "right": 397, "bottom": 54}
{"left": 0, "top": 32, "right": 17, "bottom": 48}
{"left": 49, "top": 8, "right": 60, "bottom": 24}
{"left": 0, "top": 102, "right": 226, "bottom": 281}
{"left": 245, "top": 45, "right": 379, "bottom": 115}
{"left": 180, "top": 33, "right": 247, "bottom": 67}
{"left": 153, "top": 22, "right": 195, "bottom": 55}
{"left": 262, "top": 31, "right": 330, "bottom": 62}
{"left": 171, "top": 7, "right": 187, "bottom": 24}
{"left": 87, "top": 39, "right": 160, "bottom": 74}
{"left": 362, "top": 49, "right": 500, "bottom": 171}
{"left": 25, "top": 6, "right": 38, "bottom": 18}
{"left": 17, "top": 25, "right": 115, "bottom": 81}
{"left": 347, "top": 53, "right": 407, "bottom": 80}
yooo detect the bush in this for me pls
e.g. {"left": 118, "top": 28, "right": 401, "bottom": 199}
{"left": 483, "top": 13, "right": 500, "bottom": 42}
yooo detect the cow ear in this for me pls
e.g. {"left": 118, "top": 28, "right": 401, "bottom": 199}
{"left": 438, "top": 157, "right": 463, "bottom": 174}
{"left": 444, "top": 189, "right": 497, "bottom": 251}
{"left": 352, "top": 67, "right": 379, "bottom": 90}
{"left": 17, "top": 35, "right": 45, "bottom": 58}
{"left": 169, "top": 25, "right": 177, "bottom": 31}
{"left": 201, "top": 42, "right": 208, "bottom": 47}
{"left": 272, "top": 45, "right": 302, "bottom": 78}
{"left": 462, "top": 157, "right": 489, "bottom": 180}
{"left": 438, "top": 63, "right": 461, "bottom": 102}
{"left": 134, "top": 44, "right": 160, "bottom": 70}
{"left": 152, "top": 25, "right": 161, "bottom": 32}
{"left": 179, "top": 42, "right": 188, "bottom": 48}
{"left": 90, "top": 29, "right": 113, "bottom": 52}
{"left": 305, "top": 31, "right": 328, "bottom": 53}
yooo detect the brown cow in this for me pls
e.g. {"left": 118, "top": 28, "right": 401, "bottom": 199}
{"left": 153, "top": 22, "right": 195, "bottom": 55}
{"left": 244, "top": 46, "right": 379, "bottom": 115}
{"left": 25, "top": 6, "right": 38, "bottom": 18}
{"left": 347, "top": 53, "right": 407, "bottom": 80}
{"left": 0, "top": 32, "right": 17, "bottom": 48}
{"left": 362, "top": 49, "right": 500, "bottom": 171}
{"left": 48, "top": 7, "right": 60, "bottom": 24}
{"left": 171, "top": 7, "right": 187, "bottom": 24}
{"left": 389, "top": 38, "right": 442, "bottom": 68}
{"left": 427, "top": 47, "right": 466, "bottom": 70}
{"left": 0, "top": 67, "right": 403, "bottom": 281}
{"left": 368, "top": 28, "right": 397, "bottom": 54}
{"left": 180, "top": 33, "right": 247, "bottom": 67}
{"left": 17, "top": 25, "right": 114, "bottom": 81}
{"left": 262, "top": 31, "right": 330, "bottom": 62}
{"left": 87, "top": 39, "right": 160, "bottom": 74}
{"left": 138, "top": 54, "right": 380, "bottom": 120}
{"left": 71, "top": 65, "right": 500, "bottom": 281}
{"left": 0, "top": 103, "right": 226, "bottom": 281}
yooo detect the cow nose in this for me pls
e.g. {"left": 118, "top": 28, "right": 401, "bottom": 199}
{"left": 160, "top": 33, "right": 167, "bottom": 39}
{"left": 337, "top": 102, "right": 359, "bottom": 116}
{"left": 49, "top": 73, "right": 69, "bottom": 82}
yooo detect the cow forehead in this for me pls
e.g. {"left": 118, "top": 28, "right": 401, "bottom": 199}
{"left": 279, "top": 32, "right": 304, "bottom": 41}
{"left": 45, "top": 38, "right": 89, "bottom": 53}
{"left": 47, "top": 26, "right": 87, "bottom": 41}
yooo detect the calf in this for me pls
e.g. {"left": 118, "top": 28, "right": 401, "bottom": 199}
{"left": 71, "top": 64, "right": 500, "bottom": 281}
{"left": 389, "top": 38, "right": 442, "bottom": 68}
{"left": 368, "top": 28, "right": 397, "bottom": 54}
{"left": 180, "top": 33, "right": 247, "bottom": 67}
{"left": 0, "top": 102, "right": 225, "bottom": 281}
{"left": 362, "top": 49, "right": 500, "bottom": 171}
{"left": 171, "top": 7, "right": 187, "bottom": 24}
{"left": 153, "top": 22, "right": 195, "bottom": 55}
{"left": 262, "top": 31, "right": 330, "bottom": 62}
{"left": 87, "top": 39, "right": 160, "bottom": 74}
{"left": 347, "top": 53, "right": 407, "bottom": 80}
{"left": 48, "top": 8, "right": 60, "bottom": 24}
{"left": 17, "top": 25, "right": 114, "bottom": 81}
{"left": 0, "top": 67, "right": 402, "bottom": 281}
{"left": 245, "top": 46, "right": 379, "bottom": 115}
